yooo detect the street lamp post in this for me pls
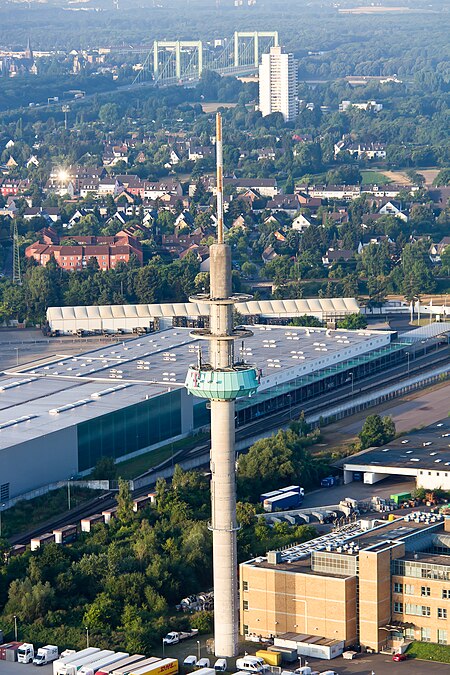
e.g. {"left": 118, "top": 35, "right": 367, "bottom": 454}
{"left": 197, "top": 640, "right": 201, "bottom": 661}
{"left": 14, "top": 615, "right": 18, "bottom": 641}
{"left": 14, "top": 347, "right": 19, "bottom": 367}
{"left": 406, "top": 352, "right": 410, "bottom": 375}
{"left": 85, "top": 626, "right": 89, "bottom": 648}
{"left": 349, "top": 372, "right": 354, "bottom": 397}
{"left": 162, "top": 638, "right": 165, "bottom": 657}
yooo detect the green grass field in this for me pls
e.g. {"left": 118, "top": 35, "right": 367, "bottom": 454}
{"left": 361, "top": 170, "right": 392, "bottom": 185}
{"left": 115, "top": 432, "right": 209, "bottom": 479}
{"left": 0, "top": 487, "right": 95, "bottom": 539}
{"left": 407, "top": 641, "right": 450, "bottom": 663}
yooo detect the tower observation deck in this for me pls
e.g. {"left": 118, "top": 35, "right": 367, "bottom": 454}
{"left": 185, "top": 114, "right": 259, "bottom": 657}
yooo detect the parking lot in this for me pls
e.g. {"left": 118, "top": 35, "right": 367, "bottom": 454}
{"left": 0, "top": 653, "right": 449, "bottom": 675}
{"left": 0, "top": 664, "right": 52, "bottom": 675}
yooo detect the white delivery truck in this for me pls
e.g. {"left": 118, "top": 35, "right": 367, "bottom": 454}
{"left": 235, "top": 658, "right": 266, "bottom": 674}
{"left": 18, "top": 644, "right": 35, "bottom": 664}
{"left": 34, "top": 646, "right": 59, "bottom": 666}
{"left": 54, "top": 650, "right": 101, "bottom": 675}
{"left": 57, "top": 651, "right": 113, "bottom": 675}
{"left": 78, "top": 653, "right": 129, "bottom": 675}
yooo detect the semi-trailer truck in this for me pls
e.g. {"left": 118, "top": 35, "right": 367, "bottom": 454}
{"left": 129, "top": 658, "right": 178, "bottom": 675}
{"left": 33, "top": 646, "right": 59, "bottom": 666}
{"left": 18, "top": 643, "right": 34, "bottom": 664}
{"left": 53, "top": 649, "right": 100, "bottom": 675}
{"left": 56, "top": 651, "right": 112, "bottom": 675}
{"left": 98, "top": 656, "right": 145, "bottom": 675}
{"left": 79, "top": 653, "right": 129, "bottom": 675}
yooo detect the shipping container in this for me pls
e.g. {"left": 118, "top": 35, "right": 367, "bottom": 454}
{"left": 102, "top": 508, "right": 118, "bottom": 525}
{"left": 133, "top": 495, "right": 153, "bottom": 512}
{"left": 255, "top": 651, "right": 281, "bottom": 667}
{"left": 31, "top": 532, "right": 55, "bottom": 550}
{"left": 6, "top": 643, "right": 24, "bottom": 662}
{"left": 263, "top": 491, "right": 301, "bottom": 512}
{"left": 130, "top": 658, "right": 178, "bottom": 675}
{"left": 267, "top": 647, "right": 297, "bottom": 663}
{"left": 0, "top": 643, "right": 23, "bottom": 662}
{"left": 53, "top": 649, "right": 101, "bottom": 675}
{"left": 390, "top": 492, "right": 412, "bottom": 505}
{"left": 79, "top": 652, "right": 128, "bottom": 675}
{"left": 98, "top": 655, "right": 146, "bottom": 675}
{"left": 81, "top": 514, "right": 104, "bottom": 533}
{"left": 54, "top": 524, "right": 78, "bottom": 544}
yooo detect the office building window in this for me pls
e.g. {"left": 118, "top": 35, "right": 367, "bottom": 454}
{"left": 243, "top": 600, "right": 249, "bottom": 611}
{"left": 422, "top": 606, "right": 431, "bottom": 616}
{"left": 405, "top": 584, "right": 415, "bottom": 595}
{"left": 394, "top": 602, "right": 403, "bottom": 613}
{"left": 438, "top": 608, "right": 448, "bottom": 619}
{"left": 0, "top": 483, "right": 9, "bottom": 501}
{"left": 243, "top": 624, "right": 249, "bottom": 635}
{"left": 438, "top": 629, "right": 448, "bottom": 645}
{"left": 421, "top": 586, "right": 431, "bottom": 597}
{"left": 443, "top": 590, "right": 450, "bottom": 599}
{"left": 421, "top": 627, "right": 431, "bottom": 642}
{"left": 394, "top": 583, "right": 403, "bottom": 593}
{"left": 405, "top": 628, "right": 414, "bottom": 640}
{"left": 243, "top": 581, "right": 249, "bottom": 591}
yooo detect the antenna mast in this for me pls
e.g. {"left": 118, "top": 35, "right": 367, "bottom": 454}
{"left": 13, "top": 220, "right": 21, "bottom": 285}
{"left": 216, "top": 112, "right": 224, "bottom": 244}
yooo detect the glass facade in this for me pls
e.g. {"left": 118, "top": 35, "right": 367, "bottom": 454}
{"left": 77, "top": 389, "right": 182, "bottom": 471}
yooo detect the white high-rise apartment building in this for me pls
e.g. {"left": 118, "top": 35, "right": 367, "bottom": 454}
{"left": 259, "top": 46, "right": 297, "bottom": 121}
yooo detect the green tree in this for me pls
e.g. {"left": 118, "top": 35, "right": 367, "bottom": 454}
{"left": 116, "top": 478, "right": 133, "bottom": 524}
{"left": 337, "top": 313, "right": 368, "bottom": 329}
{"left": 359, "top": 414, "right": 396, "bottom": 450}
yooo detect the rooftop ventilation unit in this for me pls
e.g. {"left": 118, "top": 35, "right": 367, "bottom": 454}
{"left": 0, "top": 377, "right": 38, "bottom": 391}
{"left": 0, "top": 414, "right": 38, "bottom": 430}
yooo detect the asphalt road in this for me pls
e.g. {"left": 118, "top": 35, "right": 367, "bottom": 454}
{"left": 301, "top": 476, "right": 415, "bottom": 509}
{"left": 321, "top": 381, "right": 450, "bottom": 444}
{"left": 290, "top": 652, "right": 449, "bottom": 674}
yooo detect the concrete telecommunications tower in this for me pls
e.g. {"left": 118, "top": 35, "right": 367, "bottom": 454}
{"left": 185, "top": 113, "right": 260, "bottom": 657}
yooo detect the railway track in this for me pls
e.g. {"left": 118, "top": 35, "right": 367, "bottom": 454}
{"left": 9, "top": 346, "right": 450, "bottom": 546}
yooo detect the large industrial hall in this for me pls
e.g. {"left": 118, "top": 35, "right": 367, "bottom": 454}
{"left": 0, "top": 322, "right": 402, "bottom": 501}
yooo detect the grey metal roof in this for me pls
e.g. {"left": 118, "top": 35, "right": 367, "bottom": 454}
{"left": 0, "top": 325, "right": 391, "bottom": 450}
{"left": 343, "top": 418, "right": 450, "bottom": 471}
{"left": 47, "top": 297, "right": 360, "bottom": 322}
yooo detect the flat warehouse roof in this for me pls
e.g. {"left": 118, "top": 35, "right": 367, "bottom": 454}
{"left": 0, "top": 325, "right": 392, "bottom": 450}
{"left": 342, "top": 418, "right": 450, "bottom": 471}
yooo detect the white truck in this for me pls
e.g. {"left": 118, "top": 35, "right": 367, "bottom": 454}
{"left": 235, "top": 658, "right": 266, "bottom": 674}
{"left": 54, "top": 650, "right": 100, "bottom": 675}
{"left": 56, "top": 651, "right": 112, "bottom": 675}
{"left": 18, "top": 644, "right": 34, "bottom": 664}
{"left": 34, "top": 646, "right": 59, "bottom": 666}
{"left": 162, "top": 629, "right": 199, "bottom": 645}
{"left": 78, "top": 652, "right": 128, "bottom": 675}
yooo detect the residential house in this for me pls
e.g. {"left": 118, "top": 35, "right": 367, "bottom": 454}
{"left": 357, "top": 235, "right": 394, "bottom": 254}
{"left": 429, "top": 237, "right": 450, "bottom": 263}
{"left": 261, "top": 245, "right": 278, "bottom": 263}
{"left": 322, "top": 248, "right": 355, "bottom": 266}
{"left": 188, "top": 145, "right": 214, "bottom": 161}
{"left": 292, "top": 213, "right": 312, "bottom": 232}
{"left": 266, "top": 194, "right": 300, "bottom": 214}
{"left": 378, "top": 200, "right": 408, "bottom": 222}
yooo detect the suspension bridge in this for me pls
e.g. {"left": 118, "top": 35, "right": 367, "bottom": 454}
{"left": 132, "top": 30, "right": 279, "bottom": 86}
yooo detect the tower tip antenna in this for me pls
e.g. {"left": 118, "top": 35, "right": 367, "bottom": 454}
{"left": 216, "top": 112, "right": 224, "bottom": 244}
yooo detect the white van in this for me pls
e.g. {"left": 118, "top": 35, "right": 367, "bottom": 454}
{"left": 214, "top": 660, "right": 227, "bottom": 672}
{"left": 235, "top": 658, "right": 266, "bottom": 673}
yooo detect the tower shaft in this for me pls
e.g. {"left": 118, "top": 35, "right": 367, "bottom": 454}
{"left": 185, "top": 113, "right": 259, "bottom": 658}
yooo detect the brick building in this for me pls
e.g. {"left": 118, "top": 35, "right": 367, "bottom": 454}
{"left": 240, "top": 512, "right": 450, "bottom": 654}
{"left": 25, "top": 232, "right": 142, "bottom": 270}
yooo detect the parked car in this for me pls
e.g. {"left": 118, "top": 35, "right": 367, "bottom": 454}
{"left": 392, "top": 654, "right": 407, "bottom": 662}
